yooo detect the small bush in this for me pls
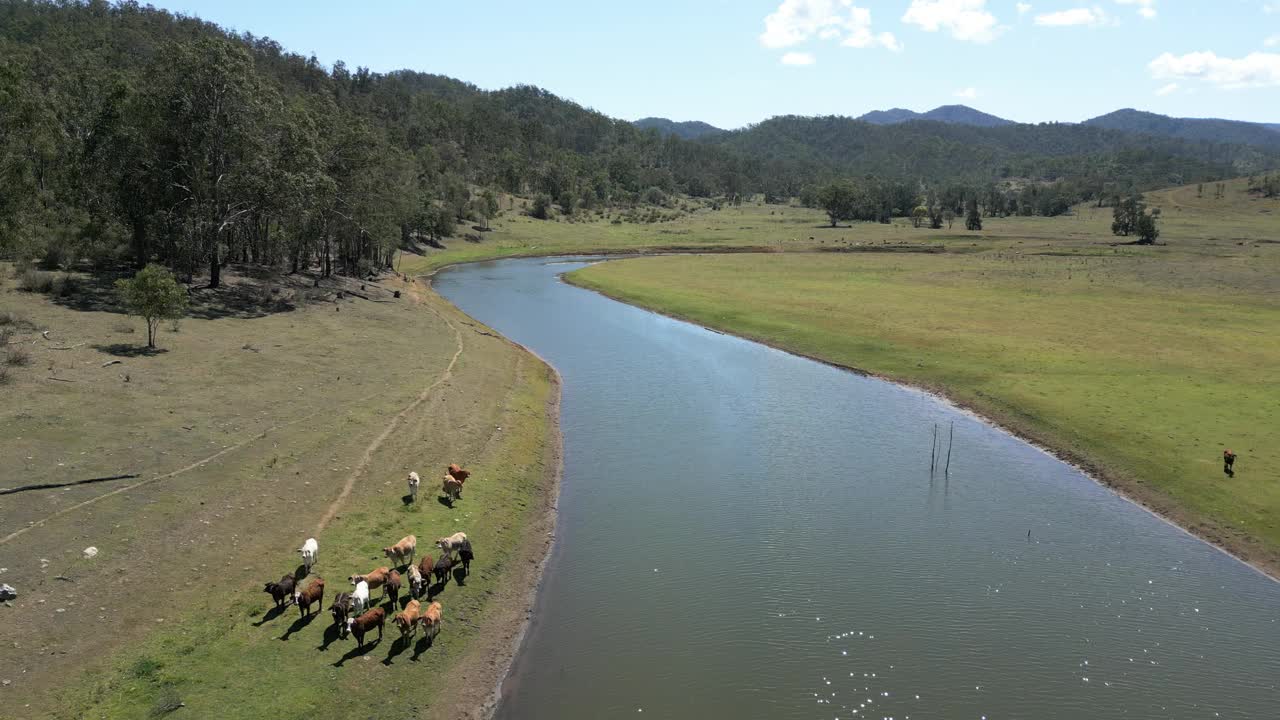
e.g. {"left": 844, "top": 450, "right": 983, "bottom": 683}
{"left": 19, "top": 270, "right": 75, "bottom": 297}
{"left": 0, "top": 366, "right": 9, "bottom": 384}
{"left": 114, "top": 322, "right": 135, "bottom": 334}
{"left": 6, "top": 347, "right": 31, "bottom": 367}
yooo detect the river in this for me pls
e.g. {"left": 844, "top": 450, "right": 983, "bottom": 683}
{"left": 433, "top": 257, "right": 1280, "bottom": 720}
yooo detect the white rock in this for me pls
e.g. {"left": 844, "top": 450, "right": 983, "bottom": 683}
{"left": 82, "top": 547, "right": 98, "bottom": 559}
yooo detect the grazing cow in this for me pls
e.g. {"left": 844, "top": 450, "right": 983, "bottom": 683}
{"left": 330, "top": 592, "right": 353, "bottom": 631}
{"left": 419, "top": 601, "right": 443, "bottom": 641}
{"left": 432, "top": 554, "right": 454, "bottom": 587}
{"left": 435, "top": 532, "right": 469, "bottom": 558}
{"left": 352, "top": 580, "right": 370, "bottom": 616}
{"left": 384, "top": 569, "right": 402, "bottom": 607}
{"left": 293, "top": 577, "right": 325, "bottom": 618}
{"left": 393, "top": 599, "right": 421, "bottom": 640}
{"left": 349, "top": 567, "right": 390, "bottom": 592}
{"left": 346, "top": 607, "right": 385, "bottom": 649}
{"left": 447, "top": 464, "right": 470, "bottom": 483}
{"left": 407, "top": 471, "right": 421, "bottom": 502}
{"left": 298, "top": 538, "right": 319, "bottom": 570}
{"left": 263, "top": 572, "right": 295, "bottom": 609}
{"left": 383, "top": 535, "right": 417, "bottom": 568}
{"left": 407, "top": 564, "right": 425, "bottom": 599}
{"left": 442, "top": 475, "right": 463, "bottom": 503}
{"left": 458, "top": 546, "right": 474, "bottom": 573}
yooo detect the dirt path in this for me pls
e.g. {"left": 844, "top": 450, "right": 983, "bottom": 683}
{"left": 313, "top": 300, "right": 465, "bottom": 534}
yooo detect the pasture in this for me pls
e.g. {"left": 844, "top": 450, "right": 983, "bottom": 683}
{"left": 561, "top": 179, "right": 1280, "bottom": 573}
{"left": 0, "top": 268, "right": 557, "bottom": 719}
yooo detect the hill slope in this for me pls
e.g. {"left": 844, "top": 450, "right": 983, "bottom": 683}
{"left": 1085, "top": 109, "right": 1280, "bottom": 150}
{"left": 633, "top": 117, "right": 725, "bottom": 140}
{"left": 857, "top": 104, "right": 1014, "bottom": 127}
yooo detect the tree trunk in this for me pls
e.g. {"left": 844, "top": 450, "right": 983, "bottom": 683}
{"left": 209, "top": 243, "right": 221, "bottom": 289}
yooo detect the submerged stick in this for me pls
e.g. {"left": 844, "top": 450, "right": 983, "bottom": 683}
{"left": 945, "top": 421, "right": 954, "bottom": 475}
{"left": 930, "top": 424, "right": 938, "bottom": 474}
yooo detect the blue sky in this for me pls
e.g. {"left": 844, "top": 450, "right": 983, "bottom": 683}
{"left": 146, "top": 1, "right": 1279, "bottom": 129}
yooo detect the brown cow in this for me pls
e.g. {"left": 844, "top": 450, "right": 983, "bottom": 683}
{"left": 414, "top": 556, "right": 434, "bottom": 598}
{"left": 263, "top": 572, "right": 295, "bottom": 609}
{"left": 383, "top": 535, "right": 416, "bottom": 567}
{"left": 384, "top": 569, "right": 402, "bottom": 607}
{"left": 442, "top": 475, "right": 463, "bottom": 503}
{"left": 350, "top": 567, "right": 390, "bottom": 591}
{"left": 346, "top": 606, "right": 385, "bottom": 648}
{"left": 293, "top": 577, "right": 325, "bottom": 618}
{"left": 393, "top": 599, "right": 421, "bottom": 640}
{"left": 419, "top": 601, "right": 443, "bottom": 641}
{"left": 447, "top": 464, "right": 470, "bottom": 483}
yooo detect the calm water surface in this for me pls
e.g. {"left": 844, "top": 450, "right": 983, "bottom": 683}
{"left": 434, "top": 257, "right": 1280, "bottom": 720}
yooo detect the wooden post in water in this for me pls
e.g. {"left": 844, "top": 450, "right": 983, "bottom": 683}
{"left": 945, "top": 421, "right": 955, "bottom": 476}
{"left": 930, "top": 424, "right": 938, "bottom": 474}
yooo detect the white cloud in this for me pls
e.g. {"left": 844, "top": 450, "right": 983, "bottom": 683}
{"left": 1149, "top": 51, "right": 1280, "bottom": 88}
{"left": 953, "top": 87, "right": 979, "bottom": 99}
{"left": 781, "top": 51, "right": 817, "bottom": 65}
{"left": 1155, "top": 82, "right": 1179, "bottom": 96}
{"left": 1034, "top": 7, "right": 1108, "bottom": 26}
{"left": 901, "top": 0, "right": 1003, "bottom": 43}
{"left": 1266, "top": 34, "right": 1280, "bottom": 48}
{"left": 1265, "top": 2, "right": 1279, "bottom": 14}
{"left": 760, "top": 0, "right": 900, "bottom": 52}
{"left": 1016, "top": 2, "right": 1033, "bottom": 14}
{"left": 1115, "top": 0, "right": 1156, "bottom": 19}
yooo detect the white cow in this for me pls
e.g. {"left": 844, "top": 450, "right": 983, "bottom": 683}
{"left": 436, "top": 532, "right": 469, "bottom": 558}
{"left": 352, "top": 580, "right": 370, "bottom": 615}
{"left": 407, "top": 471, "right": 421, "bottom": 502}
{"left": 298, "top": 537, "right": 318, "bottom": 570}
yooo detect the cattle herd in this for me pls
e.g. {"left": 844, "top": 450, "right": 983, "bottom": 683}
{"left": 260, "top": 464, "right": 476, "bottom": 654}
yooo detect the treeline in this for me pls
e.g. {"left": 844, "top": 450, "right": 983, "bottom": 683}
{"left": 1, "top": 0, "right": 1276, "bottom": 284}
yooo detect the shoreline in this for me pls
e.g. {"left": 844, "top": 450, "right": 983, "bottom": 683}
{"left": 561, "top": 264, "right": 1280, "bottom": 584}
{"left": 419, "top": 273, "right": 566, "bottom": 720}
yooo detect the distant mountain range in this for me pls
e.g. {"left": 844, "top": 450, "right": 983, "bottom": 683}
{"left": 856, "top": 104, "right": 1015, "bottom": 128}
{"left": 633, "top": 117, "right": 725, "bottom": 140}
{"left": 635, "top": 105, "right": 1280, "bottom": 151}
{"left": 1082, "top": 109, "right": 1280, "bottom": 150}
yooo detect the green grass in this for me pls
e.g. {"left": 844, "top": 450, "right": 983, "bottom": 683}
{"left": 0, "top": 268, "right": 556, "bottom": 719}
{"left": 564, "top": 179, "right": 1280, "bottom": 570}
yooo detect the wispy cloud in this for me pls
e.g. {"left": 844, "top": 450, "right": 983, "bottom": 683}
{"left": 1115, "top": 0, "right": 1157, "bottom": 19}
{"left": 1016, "top": 3, "right": 1033, "bottom": 15}
{"left": 1154, "top": 82, "right": 1179, "bottom": 96}
{"left": 953, "top": 87, "right": 979, "bottom": 99}
{"left": 1149, "top": 51, "right": 1280, "bottom": 88}
{"left": 760, "top": 0, "right": 900, "bottom": 52}
{"left": 1034, "top": 7, "right": 1108, "bottom": 26}
{"left": 781, "top": 51, "right": 817, "bottom": 66}
{"left": 1266, "top": 34, "right": 1280, "bottom": 48}
{"left": 901, "top": 0, "right": 1003, "bottom": 44}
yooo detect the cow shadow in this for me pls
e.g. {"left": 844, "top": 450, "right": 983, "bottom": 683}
{"left": 279, "top": 611, "right": 318, "bottom": 641}
{"left": 253, "top": 603, "right": 289, "bottom": 627}
{"left": 437, "top": 495, "right": 455, "bottom": 509}
{"left": 453, "top": 566, "right": 468, "bottom": 586}
{"left": 316, "top": 622, "right": 343, "bottom": 652}
{"left": 333, "top": 638, "right": 380, "bottom": 667}
{"left": 381, "top": 634, "right": 412, "bottom": 666}
{"left": 293, "top": 564, "right": 309, "bottom": 580}
{"left": 410, "top": 632, "right": 437, "bottom": 662}
{"left": 426, "top": 579, "right": 449, "bottom": 600}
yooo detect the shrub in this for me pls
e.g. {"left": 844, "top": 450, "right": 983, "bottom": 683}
{"left": 530, "top": 194, "right": 551, "bottom": 220}
{"left": 0, "top": 366, "right": 10, "bottom": 385}
{"left": 6, "top": 347, "right": 31, "bottom": 367}
{"left": 18, "top": 270, "right": 75, "bottom": 297}
{"left": 115, "top": 264, "right": 188, "bottom": 348}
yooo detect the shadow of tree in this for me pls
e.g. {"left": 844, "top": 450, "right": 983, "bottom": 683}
{"left": 91, "top": 343, "right": 169, "bottom": 358}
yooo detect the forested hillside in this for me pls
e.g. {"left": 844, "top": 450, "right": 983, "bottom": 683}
{"left": 1084, "top": 109, "right": 1280, "bottom": 151}
{"left": 1, "top": 0, "right": 1277, "bottom": 285}
{"left": 633, "top": 117, "right": 726, "bottom": 140}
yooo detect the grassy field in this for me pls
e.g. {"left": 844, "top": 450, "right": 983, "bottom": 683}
{"left": 0, "top": 267, "right": 558, "bottom": 719}
{"left": 563, "top": 179, "right": 1280, "bottom": 574}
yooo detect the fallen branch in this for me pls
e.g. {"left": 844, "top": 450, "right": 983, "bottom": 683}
{"left": 41, "top": 330, "right": 51, "bottom": 340}
{"left": 46, "top": 377, "right": 76, "bottom": 383}
{"left": 54, "top": 575, "right": 74, "bottom": 583}
{"left": 102, "top": 360, "right": 122, "bottom": 367}
{"left": 49, "top": 343, "right": 85, "bottom": 350}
